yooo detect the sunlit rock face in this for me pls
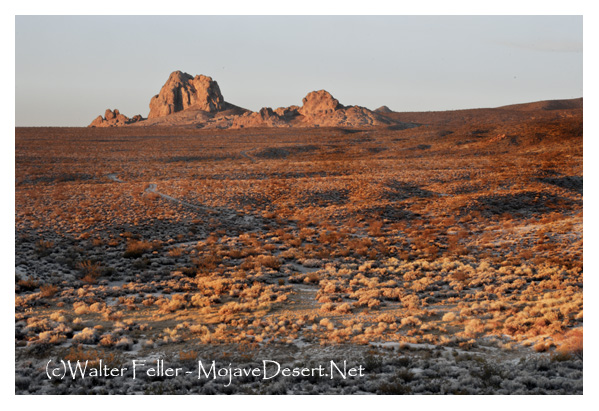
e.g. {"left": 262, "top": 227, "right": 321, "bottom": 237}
{"left": 148, "top": 71, "right": 226, "bottom": 118}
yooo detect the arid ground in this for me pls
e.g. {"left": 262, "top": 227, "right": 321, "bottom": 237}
{"left": 15, "top": 99, "right": 583, "bottom": 394}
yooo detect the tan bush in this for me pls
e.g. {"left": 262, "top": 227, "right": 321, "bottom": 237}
{"left": 40, "top": 284, "right": 59, "bottom": 298}
{"left": 464, "top": 319, "right": 484, "bottom": 336}
{"left": 320, "top": 302, "right": 334, "bottom": 312}
{"left": 400, "top": 316, "right": 422, "bottom": 327}
{"left": 336, "top": 303, "right": 352, "bottom": 314}
{"left": 72, "top": 327, "right": 97, "bottom": 344}
{"left": 304, "top": 272, "right": 320, "bottom": 284}
{"left": 442, "top": 312, "right": 457, "bottom": 322}
{"left": 556, "top": 328, "right": 583, "bottom": 360}
{"left": 167, "top": 247, "right": 185, "bottom": 257}
{"left": 123, "top": 240, "right": 154, "bottom": 258}
{"left": 319, "top": 318, "right": 334, "bottom": 330}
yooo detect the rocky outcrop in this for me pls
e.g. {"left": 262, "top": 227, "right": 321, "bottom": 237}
{"left": 148, "top": 71, "right": 226, "bottom": 118}
{"left": 88, "top": 109, "right": 143, "bottom": 127}
{"left": 294, "top": 91, "right": 394, "bottom": 127}
{"left": 91, "top": 71, "right": 414, "bottom": 130}
{"left": 298, "top": 90, "right": 343, "bottom": 116}
{"left": 274, "top": 105, "right": 300, "bottom": 119}
{"left": 228, "top": 107, "right": 290, "bottom": 129}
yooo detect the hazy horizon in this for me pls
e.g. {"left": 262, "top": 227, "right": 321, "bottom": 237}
{"left": 15, "top": 15, "right": 583, "bottom": 127}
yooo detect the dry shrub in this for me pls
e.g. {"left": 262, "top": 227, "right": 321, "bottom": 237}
{"left": 228, "top": 248, "right": 246, "bottom": 259}
{"left": 304, "top": 272, "right": 320, "bottom": 284}
{"left": 318, "top": 231, "right": 340, "bottom": 244}
{"left": 142, "top": 295, "right": 156, "bottom": 306}
{"left": 320, "top": 318, "right": 335, "bottom": 330}
{"left": 190, "top": 294, "right": 211, "bottom": 308}
{"left": 367, "top": 220, "right": 384, "bottom": 236}
{"left": 401, "top": 294, "right": 421, "bottom": 310}
{"left": 49, "top": 311, "right": 67, "bottom": 322}
{"left": 190, "top": 325, "right": 210, "bottom": 335}
{"left": 452, "top": 271, "right": 470, "bottom": 283}
{"left": 72, "top": 327, "right": 98, "bottom": 344}
{"left": 219, "top": 302, "right": 243, "bottom": 315}
{"left": 322, "top": 281, "right": 337, "bottom": 294}
{"left": 40, "top": 284, "right": 59, "bottom": 298}
{"left": 288, "top": 238, "right": 302, "bottom": 247}
{"left": 167, "top": 247, "right": 185, "bottom": 257}
{"left": 193, "top": 253, "right": 222, "bottom": 274}
{"left": 179, "top": 350, "right": 199, "bottom": 363}
{"left": 336, "top": 303, "right": 352, "bottom": 314}
{"left": 123, "top": 239, "right": 154, "bottom": 258}
{"left": 400, "top": 316, "right": 422, "bottom": 327}
{"left": 35, "top": 239, "right": 54, "bottom": 256}
{"left": 73, "top": 302, "right": 90, "bottom": 315}
{"left": 320, "top": 302, "right": 334, "bottom": 312}
{"left": 77, "top": 260, "right": 102, "bottom": 283}
{"left": 442, "top": 312, "right": 457, "bottom": 322}
{"left": 556, "top": 328, "right": 583, "bottom": 360}
{"left": 17, "top": 278, "right": 38, "bottom": 291}
{"left": 89, "top": 302, "right": 106, "bottom": 313}
{"left": 534, "top": 341, "right": 549, "bottom": 352}
{"left": 38, "top": 331, "right": 66, "bottom": 345}
{"left": 375, "top": 313, "right": 395, "bottom": 324}
{"left": 63, "top": 346, "right": 123, "bottom": 369}
{"left": 99, "top": 334, "right": 117, "bottom": 347}
{"left": 91, "top": 237, "right": 104, "bottom": 247}
{"left": 464, "top": 319, "right": 484, "bottom": 336}
{"left": 159, "top": 294, "right": 188, "bottom": 313}
{"left": 81, "top": 274, "right": 98, "bottom": 284}
{"left": 255, "top": 255, "right": 281, "bottom": 270}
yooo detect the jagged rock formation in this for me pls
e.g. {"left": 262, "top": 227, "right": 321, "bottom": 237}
{"left": 89, "top": 71, "right": 414, "bottom": 130}
{"left": 148, "top": 71, "right": 227, "bottom": 118}
{"left": 88, "top": 109, "right": 143, "bottom": 128}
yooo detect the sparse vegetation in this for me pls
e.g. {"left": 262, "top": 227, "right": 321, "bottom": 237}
{"left": 15, "top": 100, "right": 582, "bottom": 394}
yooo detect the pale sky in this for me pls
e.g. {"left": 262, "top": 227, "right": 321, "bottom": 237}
{"left": 15, "top": 15, "right": 583, "bottom": 126}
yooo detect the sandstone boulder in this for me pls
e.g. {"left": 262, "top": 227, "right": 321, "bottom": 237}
{"left": 148, "top": 71, "right": 226, "bottom": 118}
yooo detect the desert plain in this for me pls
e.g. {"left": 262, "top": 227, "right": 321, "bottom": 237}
{"left": 15, "top": 73, "right": 583, "bottom": 394}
